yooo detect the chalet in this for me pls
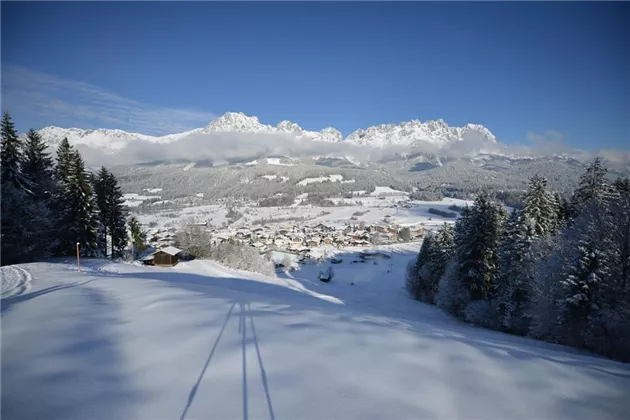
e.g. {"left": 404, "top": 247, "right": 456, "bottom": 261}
{"left": 146, "top": 246, "right": 183, "bottom": 267}
{"left": 306, "top": 238, "right": 321, "bottom": 248}
{"left": 313, "top": 223, "right": 334, "bottom": 233}
{"left": 323, "top": 237, "right": 334, "bottom": 245}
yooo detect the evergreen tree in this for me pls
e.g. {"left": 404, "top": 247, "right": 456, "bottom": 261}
{"left": 406, "top": 231, "right": 435, "bottom": 299}
{"left": 523, "top": 175, "right": 558, "bottom": 236}
{"left": 0, "top": 185, "right": 32, "bottom": 265}
{"left": 55, "top": 137, "right": 74, "bottom": 184}
{"left": 93, "top": 168, "right": 128, "bottom": 258}
{"left": 495, "top": 210, "right": 537, "bottom": 334}
{"left": 424, "top": 223, "right": 455, "bottom": 303}
{"left": 128, "top": 216, "right": 147, "bottom": 258}
{"left": 571, "top": 158, "right": 611, "bottom": 218}
{"left": 559, "top": 234, "right": 607, "bottom": 347}
{"left": 22, "top": 130, "right": 54, "bottom": 190}
{"left": 1, "top": 111, "right": 25, "bottom": 189}
{"left": 20, "top": 129, "right": 60, "bottom": 256}
{"left": 613, "top": 177, "right": 630, "bottom": 195}
{"left": 0, "top": 113, "right": 55, "bottom": 264}
{"left": 63, "top": 151, "right": 100, "bottom": 256}
{"left": 458, "top": 194, "right": 508, "bottom": 302}
{"left": 92, "top": 169, "right": 109, "bottom": 255}
{"left": 554, "top": 192, "right": 572, "bottom": 227}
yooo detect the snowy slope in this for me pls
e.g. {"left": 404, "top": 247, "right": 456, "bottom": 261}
{"left": 2, "top": 258, "right": 629, "bottom": 420}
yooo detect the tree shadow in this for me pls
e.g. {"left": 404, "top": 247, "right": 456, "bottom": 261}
{"left": 1, "top": 278, "right": 96, "bottom": 314}
{"left": 248, "top": 303, "right": 276, "bottom": 420}
{"left": 180, "top": 302, "right": 236, "bottom": 420}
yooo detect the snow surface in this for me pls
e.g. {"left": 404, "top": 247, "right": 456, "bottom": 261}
{"left": 297, "top": 174, "right": 344, "bottom": 186}
{"left": 266, "top": 158, "right": 294, "bottom": 166}
{"left": 1, "top": 265, "right": 32, "bottom": 298}
{"left": 2, "top": 257, "right": 629, "bottom": 420}
{"left": 136, "top": 198, "right": 475, "bottom": 232}
{"left": 122, "top": 193, "right": 162, "bottom": 207}
{"left": 143, "top": 188, "right": 163, "bottom": 193}
{"left": 371, "top": 186, "right": 409, "bottom": 196}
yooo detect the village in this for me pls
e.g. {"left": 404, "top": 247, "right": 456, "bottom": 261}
{"left": 142, "top": 217, "right": 427, "bottom": 266}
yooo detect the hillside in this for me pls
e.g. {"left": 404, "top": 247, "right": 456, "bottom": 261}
{"left": 2, "top": 257, "right": 629, "bottom": 420}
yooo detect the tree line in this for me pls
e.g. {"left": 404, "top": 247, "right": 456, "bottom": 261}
{"left": 1, "top": 112, "right": 142, "bottom": 265}
{"left": 406, "top": 159, "right": 630, "bottom": 361}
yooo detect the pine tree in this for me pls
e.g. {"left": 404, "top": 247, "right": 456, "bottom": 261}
{"left": 459, "top": 194, "right": 508, "bottom": 302}
{"left": 559, "top": 236, "right": 606, "bottom": 346}
{"left": 63, "top": 151, "right": 100, "bottom": 256}
{"left": 554, "top": 192, "right": 572, "bottom": 227}
{"left": 128, "top": 216, "right": 147, "bottom": 258}
{"left": 55, "top": 137, "right": 74, "bottom": 184}
{"left": 495, "top": 210, "right": 537, "bottom": 334}
{"left": 1, "top": 111, "right": 25, "bottom": 189}
{"left": 0, "top": 113, "right": 55, "bottom": 264}
{"left": 523, "top": 175, "right": 558, "bottom": 236}
{"left": 406, "top": 232, "right": 435, "bottom": 299}
{"left": 571, "top": 158, "right": 611, "bottom": 218}
{"left": 22, "top": 130, "right": 54, "bottom": 190}
{"left": 424, "top": 223, "right": 455, "bottom": 303}
{"left": 20, "top": 129, "right": 60, "bottom": 256}
{"left": 613, "top": 177, "right": 630, "bottom": 195}
{"left": 92, "top": 169, "right": 109, "bottom": 255}
{"left": 105, "top": 170, "right": 128, "bottom": 258}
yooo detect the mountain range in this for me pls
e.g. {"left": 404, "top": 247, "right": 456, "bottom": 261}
{"left": 36, "top": 112, "right": 497, "bottom": 154}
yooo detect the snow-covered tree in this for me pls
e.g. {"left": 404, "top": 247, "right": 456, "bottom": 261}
{"left": 406, "top": 231, "right": 437, "bottom": 301}
{"left": 458, "top": 194, "right": 508, "bottom": 303}
{"left": 1, "top": 111, "right": 25, "bottom": 188}
{"left": 570, "top": 158, "right": 611, "bottom": 218}
{"left": 1, "top": 113, "right": 37, "bottom": 264}
{"left": 176, "top": 219, "right": 211, "bottom": 258}
{"left": 523, "top": 174, "right": 558, "bottom": 236}
{"left": 495, "top": 210, "right": 537, "bottom": 334}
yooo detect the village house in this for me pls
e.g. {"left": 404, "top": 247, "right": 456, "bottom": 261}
{"left": 143, "top": 246, "right": 183, "bottom": 267}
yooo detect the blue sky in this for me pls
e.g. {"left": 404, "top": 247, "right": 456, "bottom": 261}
{"left": 2, "top": 2, "right": 628, "bottom": 150}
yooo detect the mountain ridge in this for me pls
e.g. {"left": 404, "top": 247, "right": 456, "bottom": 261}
{"left": 35, "top": 111, "right": 496, "bottom": 154}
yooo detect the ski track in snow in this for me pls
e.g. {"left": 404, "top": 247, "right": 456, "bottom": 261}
{"left": 1, "top": 265, "right": 33, "bottom": 298}
{"left": 2, "top": 257, "right": 630, "bottom": 420}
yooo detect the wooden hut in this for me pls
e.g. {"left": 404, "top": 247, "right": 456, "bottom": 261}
{"left": 150, "top": 246, "right": 183, "bottom": 267}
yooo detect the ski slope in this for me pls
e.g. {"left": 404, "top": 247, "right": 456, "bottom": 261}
{"left": 1, "top": 255, "right": 629, "bottom": 420}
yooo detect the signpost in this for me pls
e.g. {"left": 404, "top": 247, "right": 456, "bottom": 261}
{"left": 76, "top": 242, "right": 81, "bottom": 272}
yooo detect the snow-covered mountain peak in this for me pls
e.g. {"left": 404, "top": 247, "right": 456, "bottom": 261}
{"left": 276, "top": 120, "right": 304, "bottom": 134}
{"left": 205, "top": 112, "right": 270, "bottom": 133}
{"left": 35, "top": 113, "right": 496, "bottom": 155}
{"left": 320, "top": 127, "right": 343, "bottom": 143}
{"left": 345, "top": 118, "right": 497, "bottom": 148}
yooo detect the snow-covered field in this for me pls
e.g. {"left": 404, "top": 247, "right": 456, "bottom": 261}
{"left": 137, "top": 197, "right": 474, "bottom": 231}
{"left": 2, "top": 252, "right": 629, "bottom": 420}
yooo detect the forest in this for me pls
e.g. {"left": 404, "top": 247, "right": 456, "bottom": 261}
{"left": 406, "top": 161, "right": 630, "bottom": 361}
{"left": 1, "top": 113, "right": 138, "bottom": 265}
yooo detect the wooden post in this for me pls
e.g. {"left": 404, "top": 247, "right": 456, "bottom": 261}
{"left": 76, "top": 242, "right": 81, "bottom": 272}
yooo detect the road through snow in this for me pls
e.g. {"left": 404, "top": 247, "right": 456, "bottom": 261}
{"left": 2, "top": 256, "right": 630, "bottom": 420}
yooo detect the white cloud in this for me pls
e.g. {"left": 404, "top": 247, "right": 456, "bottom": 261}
{"left": 1, "top": 65, "right": 216, "bottom": 135}
{"left": 77, "top": 131, "right": 401, "bottom": 167}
